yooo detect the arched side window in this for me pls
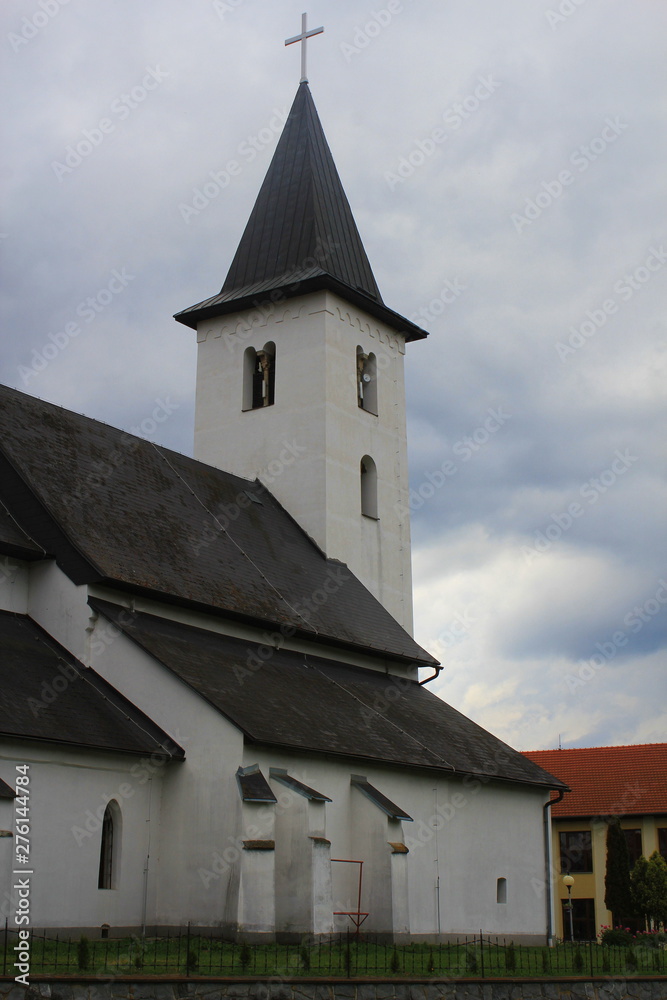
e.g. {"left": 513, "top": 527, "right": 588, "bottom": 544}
{"left": 496, "top": 877, "right": 507, "bottom": 904}
{"left": 356, "top": 348, "right": 377, "bottom": 415}
{"left": 360, "top": 456, "right": 378, "bottom": 519}
{"left": 243, "top": 342, "right": 276, "bottom": 410}
{"left": 98, "top": 800, "right": 121, "bottom": 890}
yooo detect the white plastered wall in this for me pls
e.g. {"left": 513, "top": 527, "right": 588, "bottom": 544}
{"left": 0, "top": 741, "right": 159, "bottom": 933}
{"left": 193, "top": 290, "right": 414, "bottom": 632}
{"left": 250, "top": 747, "right": 551, "bottom": 943}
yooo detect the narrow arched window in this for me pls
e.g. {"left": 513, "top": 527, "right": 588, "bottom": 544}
{"left": 243, "top": 343, "right": 276, "bottom": 410}
{"left": 356, "top": 348, "right": 377, "bottom": 415}
{"left": 496, "top": 877, "right": 507, "bottom": 903}
{"left": 98, "top": 801, "right": 121, "bottom": 889}
{"left": 360, "top": 456, "right": 378, "bottom": 519}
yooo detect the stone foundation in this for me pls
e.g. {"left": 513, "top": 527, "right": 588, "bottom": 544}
{"left": 0, "top": 979, "right": 664, "bottom": 1000}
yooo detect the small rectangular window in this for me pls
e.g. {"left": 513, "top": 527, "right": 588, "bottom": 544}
{"left": 496, "top": 877, "right": 507, "bottom": 903}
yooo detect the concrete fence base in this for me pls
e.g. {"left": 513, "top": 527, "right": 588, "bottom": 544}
{"left": 1, "top": 979, "right": 665, "bottom": 1000}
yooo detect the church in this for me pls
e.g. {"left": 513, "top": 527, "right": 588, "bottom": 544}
{"left": 0, "top": 35, "right": 566, "bottom": 943}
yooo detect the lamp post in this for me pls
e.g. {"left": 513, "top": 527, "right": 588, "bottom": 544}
{"left": 563, "top": 874, "right": 575, "bottom": 941}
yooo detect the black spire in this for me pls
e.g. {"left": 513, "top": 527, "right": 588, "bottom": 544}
{"left": 222, "top": 82, "right": 382, "bottom": 302}
{"left": 176, "top": 84, "right": 427, "bottom": 341}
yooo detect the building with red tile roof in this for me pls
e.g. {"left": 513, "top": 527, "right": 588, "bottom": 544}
{"left": 523, "top": 744, "right": 667, "bottom": 941}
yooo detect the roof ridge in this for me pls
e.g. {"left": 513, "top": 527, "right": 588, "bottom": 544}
{"left": 525, "top": 743, "right": 667, "bottom": 753}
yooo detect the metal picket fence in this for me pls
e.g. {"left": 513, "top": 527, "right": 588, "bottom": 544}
{"left": 3, "top": 924, "right": 666, "bottom": 979}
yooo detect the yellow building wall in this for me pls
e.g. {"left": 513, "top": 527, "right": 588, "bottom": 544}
{"left": 551, "top": 815, "right": 665, "bottom": 940}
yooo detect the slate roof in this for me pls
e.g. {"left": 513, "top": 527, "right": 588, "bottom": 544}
{"left": 351, "top": 776, "right": 413, "bottom": 821}
{"left": 175, "top": 83, "right": 428, "bottom": 343}
{"left": 0, "top": 500, "right": 43, "bottom": 560}
{"left": 91, "top": 599, "right": 567, "bottom": 790}
{"left": 0, "top": 384, "right": 435, "bottom": 666}
{"left": 236, "top": 765, "right": 276, "bottom": 803}
{"left": 0, "top": 610, "right": 184, "bottom": 759}
{"left": 523, "top": 745, "right": 667, "bottom": 818}
{"left": 0, "top": 778, "right": 16, "bottom": 798}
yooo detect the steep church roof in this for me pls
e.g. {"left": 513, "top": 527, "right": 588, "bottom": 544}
{"left": 0, "top": 610, "right": 184, "bottom": 759}
{"left": 0, "top": 384, "right": 435, "bottom": 667}
{"left": 92, "top": 599, "right": 567, "bottom": 790}
{"left": 175, "top": 83, "right": 428, "bottom": 342}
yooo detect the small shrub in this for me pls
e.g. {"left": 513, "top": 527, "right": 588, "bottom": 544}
{"left": 600, "top": 926, "right": 633, "bottom": 946}
{"left": 625, "top": 947, "right": 637, "bottom": 970}
{"left": 635, "top": 930, "right": 666, "bottom": 948}
{"left": 505, "top": 941, "right": 517, "bottom": 971}
{"left": 541, "top": 948, "right": 550, "bottom": 973}
{"left": 602, "top": 949, "right": 611, "bottom": 974}
{"left": 300, "top": 944, "right": 310, "bottom": 971}
{"left": 573, "top": 946, "right": 584, "bottom": 972}
{"left": 133, "top": 953, "right": 143, "bottom": 969}
{"left": 77, "top": 935, "right": 90, "bottom": 971}
{"left": 390, "top": 948, "right": 401, "bottom": 973}
{"left": 427, "top": 947, "right": 435, "bottom": 973}
{"left": 466, "top": 947, "right": 477, "bottom": 973}
{"left": 239, "top": 941, "right": 252, "bottom": 970}
{"left": 185, "top": 948, "right": 198, "bottom": 974}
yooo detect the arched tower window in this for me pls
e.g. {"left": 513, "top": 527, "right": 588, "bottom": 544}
{"left": 360, "top": 456, "right": 378, "bottom": 519}
{"left": 243, "top": 343, "right": 276, "bottom": 410}
{"left": 496, "top": 877, "right": 507, "bottom": 904}
{"left": 98, "top": 800, "right": 121, "bottom": 890}
{"left": 356, "top": 348, "right": 377, "bottom": 415}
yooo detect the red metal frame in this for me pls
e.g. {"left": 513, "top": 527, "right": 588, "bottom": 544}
{"left": 331, "top": 858, "right": 369, "bottom": 933}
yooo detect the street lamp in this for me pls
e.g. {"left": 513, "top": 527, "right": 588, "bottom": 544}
{"left": 563, "top": 874, "right": 575, "bottom": 941}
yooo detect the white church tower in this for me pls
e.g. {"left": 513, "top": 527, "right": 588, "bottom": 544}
{"left": 175, "top": 79, "right": 429, "bottom": 634}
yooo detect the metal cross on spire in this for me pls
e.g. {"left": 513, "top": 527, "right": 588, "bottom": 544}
{"left": 285, "top": 13, "right": 324, "bottom": 84}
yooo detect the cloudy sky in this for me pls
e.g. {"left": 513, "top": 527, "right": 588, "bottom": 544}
{"left": 2, "top": 0, "right": 665, "bottom": 752}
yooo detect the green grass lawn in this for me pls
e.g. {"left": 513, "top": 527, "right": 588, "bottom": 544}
{"left": 4, "top": 934, "right": 666, "bottom": 979}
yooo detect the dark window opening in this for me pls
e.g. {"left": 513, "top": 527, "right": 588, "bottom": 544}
{"left": 98, "top": 804, "right": 115, "bottom": 889}
{"left": 360, "top": 456, "right": 378, "bottom": 518}
{"left": 243, "top": 343, "right": 275, "bottom": 410}
{"left": 624, "top": 828, "right": 643, "bottom": 868}
{"left": 561, "top": 897, "right": 596, "bottom": 941}
{"left": 658, "top": 828, "right": 667, "bottom": 861}
{"left": 559, "top": 830, "right": 593, "bottom": 873}
{"left": 356, "top": 348, "right": 377, "bottom": 414}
